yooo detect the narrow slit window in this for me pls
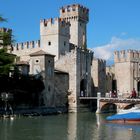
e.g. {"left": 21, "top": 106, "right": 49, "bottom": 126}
{"left": 48, "top": 41, "right": 51, "bottom": 46}
{"left": 64, "top": 41, "right": 66, "bottom": 46}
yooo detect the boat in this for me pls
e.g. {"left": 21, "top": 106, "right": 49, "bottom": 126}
{"left": 106, "top": 106, "right": 140, "bottom": 123}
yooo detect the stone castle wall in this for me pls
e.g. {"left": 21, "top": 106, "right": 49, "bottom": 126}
{"left": 55, "top": 48, "right": 78, "bottom": 112}
{"left": 55, "top": 47, "right": 93, "bottom": 112}
{"left": 12, "top": 40, "right": 41, "bottom": 61}
{"left": 54, "top": 72, "right": 69, "bottom": 107}
{"left": 106, "top": 66, "right": 115, "bottom": 93}
{"left": 91, "top": 58, "right": 106, "bottom": 96}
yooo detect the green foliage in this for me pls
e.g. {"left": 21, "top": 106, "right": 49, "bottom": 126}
{"left": 0, "top": 48, "right": 16, "bottom": 75}
{"left": 0, "top": 31, "right": 13, "bottom": 46}
{"left": 0, "top": 15, "right": 7, "bottom": 22}
{"left": 0, "top": 15, "right": 16, "bottom": 75}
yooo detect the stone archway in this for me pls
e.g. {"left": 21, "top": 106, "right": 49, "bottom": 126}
{"left": 100, "top": 103, "right": 117, "bottom": 113}
{"left": 123, "top": 104, "right": 135, "bottom": 109}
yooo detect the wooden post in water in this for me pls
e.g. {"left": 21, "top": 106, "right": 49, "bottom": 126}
{"left": 96, "top": 92, "right": 101, "bottom": 114}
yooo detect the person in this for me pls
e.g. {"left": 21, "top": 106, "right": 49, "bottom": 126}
{"left": 109, "top": 90, "right": 112, "bottom": 98}
{"left": 114, "top": 90, "right": 117, "bottom": 98}
{"left": 105, "top": 91, "right": 109, "bottom": 98}
{"left": 80, "top": 90, "right": 84, "bottom": 97}
{"left": 112, "top": 90, "right": 117, "bottom": 98}
{"left": 118, "top": 90, "right": 122, "bottom": 98}
{"left": 131, "top": 88, "right": 137, "bottom": 98}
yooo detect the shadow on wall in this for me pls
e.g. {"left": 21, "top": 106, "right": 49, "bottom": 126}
{"left": 91, "top": 77, "right": 98, "bottom": 110}
{"left": 0, "top": 73, "right": 45, "bottom": 109}
{"left": 91, "top": 77, "right": 98, "bottom": 97}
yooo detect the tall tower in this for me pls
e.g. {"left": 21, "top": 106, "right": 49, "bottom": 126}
{"left": 114, "top": 50, "right": 140, "bottom": 96}
{"left": 40, "top": 18, "right": 70, "bottom": 60}
{"left": 60, "top": 4, "right": 89, "bottom": 49}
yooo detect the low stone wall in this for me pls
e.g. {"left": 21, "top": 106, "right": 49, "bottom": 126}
{"left": 0, "top": 106, "right": 68, "bottom": 116}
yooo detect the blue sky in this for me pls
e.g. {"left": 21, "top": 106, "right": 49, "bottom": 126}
{"left": 0, "top": 0, "right": 140, "bottom": 63}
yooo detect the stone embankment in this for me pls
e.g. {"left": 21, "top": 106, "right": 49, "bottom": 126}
{"left": 0, "top": 107, "right": 68, "bottom": 117}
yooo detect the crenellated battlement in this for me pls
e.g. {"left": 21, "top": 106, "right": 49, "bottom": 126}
{"left": 97, "top": 59, "right": 106, "bottom": 65}
{"left": 40, "top": 18, "right": 70, "bottom": 27}
{"left": 12, "top": 40, "right": 40, "bottom": 52}
{"left": 40, "top": 17, "right": 70, "bottom": 37}
{"left": 114, "top": 50, "right": 140, "bottom": 63}
{"left": 93, "top": 58, "right": 106, "bottom": 65}
{"left": 60, "top": 4, "right": 89, "bottom": 22}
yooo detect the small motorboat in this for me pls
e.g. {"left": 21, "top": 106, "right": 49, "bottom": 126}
{"left": 106, "top": 106, "right": 140, "bottom": 123}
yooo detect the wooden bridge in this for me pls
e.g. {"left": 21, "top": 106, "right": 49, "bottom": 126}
{"left": 79, "top": 93, "right": 140, "bottom": 113}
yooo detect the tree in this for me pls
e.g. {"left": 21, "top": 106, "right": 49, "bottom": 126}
{"left": 0, "top": 15, "right": 16, "bottom": 75}
{"left": 0, "top": 49, "right": 16, "bottom": 75}
{"left": 0, "top": 15, "right": 14, "bottom": 47}
{"left": 0, "top": 15, "right": 7, "bottom": 22}
{"left": 0, "top": 29, "right": 13, "bottom": 47}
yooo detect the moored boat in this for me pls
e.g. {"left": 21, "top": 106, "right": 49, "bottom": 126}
{"left": 106, "top": 106, "right": 140, "bottom": 123}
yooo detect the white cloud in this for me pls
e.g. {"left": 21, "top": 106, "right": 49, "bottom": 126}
{"left": 92, "top": 37, "right": 140, "bottom": 61}
{"left": 120, "top": 32, "right": 127, "bottom": 36}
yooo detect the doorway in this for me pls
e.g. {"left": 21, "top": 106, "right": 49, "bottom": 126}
{"left": 80, "top": 79, "right": 86, "bottom": 97}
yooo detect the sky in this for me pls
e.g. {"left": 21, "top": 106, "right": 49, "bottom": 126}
{"left": 0, "top": 0, "right": 140, "bottom": 64}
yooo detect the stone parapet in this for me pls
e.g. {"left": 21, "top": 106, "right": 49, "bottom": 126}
{"left": 60, "top": 4, "right": 89, "bottom": 22}
{"left": 12, "top": 40, "right": 40, "bottom": 52}
{"left": 40, "top": 18, "right": 70, "bottom": 36}
{"left": 114, "top": 50, "right": 140, "bottom": 63}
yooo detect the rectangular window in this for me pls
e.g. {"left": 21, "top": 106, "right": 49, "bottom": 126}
{"left": 21, "top": 44, "right": 23, "bottom": 50}
{"left": 64, "top": 41, "right": 66, "bottom": 46}
{"left": 62, "top": 9, "right": 65, "bottom": 13}
{"left": 48, "top": 41, "right": 51, "bottom": 46}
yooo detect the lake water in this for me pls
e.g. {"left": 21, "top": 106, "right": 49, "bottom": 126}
{"left": 0, "top": 112, "right": 140, "bottom": 140}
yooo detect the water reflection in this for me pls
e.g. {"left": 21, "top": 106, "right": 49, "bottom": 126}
{"left": 0, "top": 118, "right": 15, "bottom": 140}
{"left": 67, "top": 113, "right": 77, "bottom": 140}
{"left": 0, "top": 113, "right": 140, "bottom": 140}
{"left": 105, "top": 123, "right": 140, "bottom": 140}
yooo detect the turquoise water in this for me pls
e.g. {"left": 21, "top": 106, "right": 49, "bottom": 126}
{"left": 0, "top": 112, "right": 140, "bottom": 140}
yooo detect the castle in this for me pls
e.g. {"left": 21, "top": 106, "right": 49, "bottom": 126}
{"left": 11, "top": 4, "right": 94, "bottom": 112}
{"left": 1, "top": 4, "right": 140, "bottom": 112}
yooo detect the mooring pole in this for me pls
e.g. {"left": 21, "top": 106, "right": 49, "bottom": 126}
{"left": 96, "top": 92, "right": 101, "bottom": 114}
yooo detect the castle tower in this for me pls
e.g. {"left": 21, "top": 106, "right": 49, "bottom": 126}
{"left": 29, "top": 50, "right": 55, "bottom": 107}
{"left": 114, "top": 50, "right": 140, "bottom": 96}
{"left": 40, "top": 18, "right": 70, "bottom": 60}
{"left": 60, "top": 4, "right": 89, "bottom": 49}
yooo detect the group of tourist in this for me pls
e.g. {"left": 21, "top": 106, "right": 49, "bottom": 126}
{"left": 106, "top": 88, "right": 138, "bottom": 99}
{"left": 105, "top": 90, "right": 117, "bottom": 98}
